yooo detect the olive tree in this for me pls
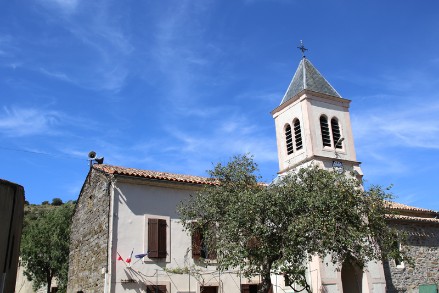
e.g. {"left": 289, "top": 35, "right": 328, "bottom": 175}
{"left": 178, "top": 154, "right": 404, "bottom": 293}
{"left": 20, "top": 203, "right": 74, "bottom": 293}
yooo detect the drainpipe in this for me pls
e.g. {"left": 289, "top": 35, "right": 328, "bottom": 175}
{"left": 104, "top": 175, "right": 115, "bottom": 293}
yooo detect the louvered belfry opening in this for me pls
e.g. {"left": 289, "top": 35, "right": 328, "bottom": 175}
{"left": 320, "top": 116, "right": 332, "bottom": 147}
{"left": 331, "top": 118, "right": 342, "bottom": 149}
{"left": 148, "top": 218, "right": 167, "bottom": 258}
{"left": 285, "top": 124, "right": 294, "bottom": 155}
{"left": 293, "top": 119, "right": 303, "bottom": 150}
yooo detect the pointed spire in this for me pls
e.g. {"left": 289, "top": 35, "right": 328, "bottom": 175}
{"left": 280, "top": 53, "right": 341, "bottom": 105}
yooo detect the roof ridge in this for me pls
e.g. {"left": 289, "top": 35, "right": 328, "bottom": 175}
{"left": 92, "top": 164, "right": 217, "bottom": 185}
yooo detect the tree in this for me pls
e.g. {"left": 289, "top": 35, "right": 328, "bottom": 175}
{"left": 178, "top": 154, "right": 405, "bottom": 293}
{"left": 20, "top": 203, "right": 74, "bottom": 293}
{"left": 51, "top": 197, "right": 63, "bottom": 206}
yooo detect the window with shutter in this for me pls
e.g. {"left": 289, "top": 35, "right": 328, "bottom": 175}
{"left": 146, "top": 285, "right": 167, "bottom": 293}
{"left": 331, "top": 117, "right": 342, "bottom": 149}
{"left": 320, "top": 116, "right": 331, "bottom": 147}
{"left": 285, "top": 124, "right": 294, "bottom": 155}
{"left": 148, "top": 218, "right": 167, "bottom": 258}
{"left": 192, "top": 227, "right": 202, "bottom": 260}
{"left": 192, "top": 225, "right": 216, "bottom": 260}
{"left": 293, "top": 118, "right": 303, "bottom": 150}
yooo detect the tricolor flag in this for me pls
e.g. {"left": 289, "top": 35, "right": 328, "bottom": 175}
{"left": 135, "top": 253, "right": 147, "bottom": 259}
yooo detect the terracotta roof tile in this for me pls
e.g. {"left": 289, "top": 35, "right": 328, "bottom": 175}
{"left": 93, "top": 164, "right": 217, "bottom": 186}
{"left": 386, "top": 214, "right": 439, "bottom": 224}
{"left": 385, "top": 201, "right": 438, "bottom": 214}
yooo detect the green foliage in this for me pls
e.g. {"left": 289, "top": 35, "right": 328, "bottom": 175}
{"left": 42, "top": 200, "right": 49, "bottom": 205}
{"left": 178, "top": 154, "right": 405, "bottom": 293}
{"left": 51, "top": 197, "right": 63, "bottom": 206}
{"left": 20, "top": 203, "right": 74, "bottom": 293}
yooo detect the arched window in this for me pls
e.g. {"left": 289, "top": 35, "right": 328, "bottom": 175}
{"left": 293, "top": 119, "right": 303, "bottom": 150}
{"left": 331, "top": 117, "right": 342, "bottom": 149}
{"left": 285, "top": 124, "right": 294, "bottom": 155}
{"left": 320, "top": 116, "right": 331, "bottom": 147}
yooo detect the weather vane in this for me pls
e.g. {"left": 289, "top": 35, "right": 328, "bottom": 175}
{"left": 297, "top": 40, "right": 308, "bottom": 58}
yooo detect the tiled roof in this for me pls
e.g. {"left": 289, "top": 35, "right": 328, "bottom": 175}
{"left": 385, "top": 201, "right": 438, "bottom": 214}
{"left": 386, "top": 214, "right": 439, "bottom": 224}
{"left": 280, "top": 58, "right": 341, "bottom": 105}
{"left": 385, "top": 201, "right": 439, "bottom": 224}
{"left": 93, "top": 164, "right": 217, "bottom": 185}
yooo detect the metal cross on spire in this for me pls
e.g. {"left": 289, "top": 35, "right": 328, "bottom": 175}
{"left": 297, "top": 40, "right": 308, "bottom": 58}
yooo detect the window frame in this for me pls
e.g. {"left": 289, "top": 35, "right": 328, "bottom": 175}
{"left": 198, "top": 282, "right": 219, "bottom": 293}
{"left": 144, "top": 214, "right": 171, "bottom": 262}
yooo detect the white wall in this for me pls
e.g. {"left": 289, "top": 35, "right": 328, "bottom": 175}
{"left": 109, "top": 179, "right": 277, "bottom": 293}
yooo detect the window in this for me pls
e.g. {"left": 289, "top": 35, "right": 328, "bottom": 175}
{"left": 320, "top": 116, "right": 331, "bottom": 147}
{"left": 331, "top": 117, "right": 342, "bottom": 149}
{"left": 148, "top": 218, "right": 167, "bottom": 258}
{"left": 285, "top": 124, "right": 294, "bottom": 155}
{"left": 192, "top": 225, "right": 216, "bottom": 260}
{"left": 146, "top": 285, "right": 167, "bottom": 293}
{"left": 241, "top": 284, "right": 272, "bottom": 293}
{"left": 393, "top": 240, "right": 404, "bottom": 268}
{"left": 293, "top": 119, "right": 303, "bottom": 150}
{"left": 200, "top": 286, "right": 218, "bottom": 293}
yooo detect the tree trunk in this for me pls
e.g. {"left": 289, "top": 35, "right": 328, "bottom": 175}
{"left": 46, "top": 271, "right": 52, "bottom": 293}
{"left": 258, "top": 264, "right": 273, "bottom": 293}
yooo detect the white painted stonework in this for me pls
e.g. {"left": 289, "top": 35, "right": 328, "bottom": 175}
{"left": 108, "top": 179, "right": 270, "bottom": 293}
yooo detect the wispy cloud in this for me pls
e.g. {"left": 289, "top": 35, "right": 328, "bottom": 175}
{"left": 150, "top": 1, "right": 221, "bottom": 102}
{"left": 39, "top": 67, "right": 75, "bottom": 83}
{"left": 0, "top": 107, "right": 61, "bottom": 137}
{"left": 39, "top": 0, "right": 80, "bottom": 14}
{"left": 0, "top": 106, "right": 101, "bottom": 137}
{"left": 354, "top": 102, "right": 439, "bottom": 150}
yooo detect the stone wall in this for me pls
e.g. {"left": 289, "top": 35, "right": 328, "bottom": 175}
{"left": 67, "top": 168, "right": 111, "bottom": 293}
{"left": 384, "top": 221, "right": 439, "bottom": 293}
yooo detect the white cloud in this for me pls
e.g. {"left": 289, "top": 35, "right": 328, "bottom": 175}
{"left": 0, "top": 107, "right": 61, "bottom": 136}
{"left": 354, "top": 102, "right": 439, "bottom": 150}
{"left": 0, "top": 106, "right": 101, "bottom": 138}
{"left": 39, "top": 67, "right": 75, "bottom": 83}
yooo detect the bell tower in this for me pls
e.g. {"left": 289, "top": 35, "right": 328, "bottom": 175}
{"left": 271, "top": 44, "right": 362, "bottom": 177}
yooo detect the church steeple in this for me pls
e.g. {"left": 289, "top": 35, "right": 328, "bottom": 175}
{"left": 272, "top": 49, "right": 362, "bottom": 178}
{"left": 280, "top": 58, "right": 341, "bottom": 105}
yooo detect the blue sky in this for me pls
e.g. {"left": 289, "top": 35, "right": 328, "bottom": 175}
{"left": 1, "top": 0, "right": 438, "bottom": 210}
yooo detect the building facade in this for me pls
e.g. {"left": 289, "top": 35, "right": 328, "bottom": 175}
{"left": 67, "top": 55, "right": 439, "bottom": 293}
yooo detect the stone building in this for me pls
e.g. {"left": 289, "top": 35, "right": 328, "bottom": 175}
{"left": 384, "top": 202, "right": 439, "bottom": 293}
{"left": 67, "top": 53, "right": 439, "bottom": 293}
